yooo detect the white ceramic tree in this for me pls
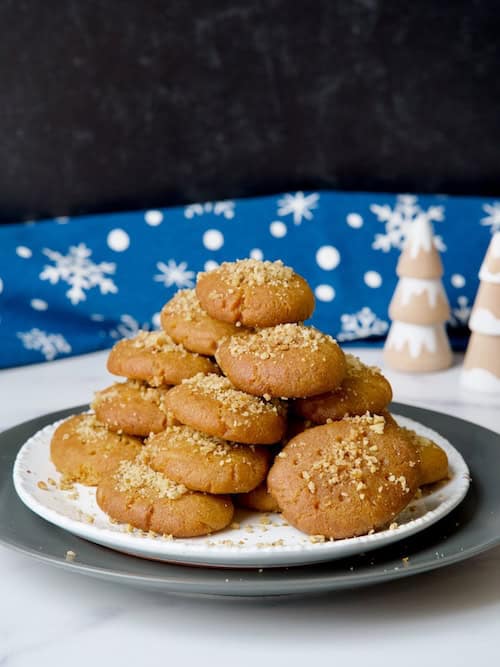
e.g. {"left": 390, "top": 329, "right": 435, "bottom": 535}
{"left": 462, "top": 232, "right": 500, "bottom": 393}
{"left": 384, "top": 216, "right": 452, "bottom": 372}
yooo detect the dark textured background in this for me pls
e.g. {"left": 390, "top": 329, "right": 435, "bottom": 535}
{"left": 0, "top": 1, "right": 499, "bottom": 223}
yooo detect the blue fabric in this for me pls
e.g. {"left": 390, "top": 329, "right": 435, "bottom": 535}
{"left": 0, "top": 190, "right": 497, "bottom": 369}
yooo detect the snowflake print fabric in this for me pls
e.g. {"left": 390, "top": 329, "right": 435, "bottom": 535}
{"left": 0, "top": 190, "right": 494, "bottom": 368}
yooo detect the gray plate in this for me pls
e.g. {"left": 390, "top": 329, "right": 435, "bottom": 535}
{"left": 0, "top": 403, "right": 499, "bottom": 598}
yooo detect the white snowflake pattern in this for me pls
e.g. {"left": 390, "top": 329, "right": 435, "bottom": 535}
{"left": 154, "top": 260, "right": 195, "bottom": 289}
{"left": 449, "top": 296, "right": 472, "bottom": 327}
{"left": 40, "top": 243, "right": 117, "bottom": 305}
{"left": 276, "top": 191, "right": 319, "bottom": 225}
{"left": 337, "top": 307, "right": 389, "bottom": 342}
{"left": 480, "top": 202, "right": 500, "bottom": 234}
{"left": 109, "top": 314, "right": 153, "bottom": 339}
{"left": 371, "top": 194, "right": 446, "bottom": 252}
{"left": 184, "top": 200, "right": 235, "bottom": 219}
{"left": 17, "top": 328, "right": 71, "bottom": 361}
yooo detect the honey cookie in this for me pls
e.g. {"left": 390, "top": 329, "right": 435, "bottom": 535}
{"left": 236, "top": 481, "right": 281, "bottom": 513}
{"left": 294, "top": 354, "right": 393, "bottom": 423}
{"left": 144, "top": 425, "right": 270, "bottom": 494}
{"left": 196, "top": 259, "right": 315, "bottom": 327}
{"left": 401, "top": 427, "right": 449, "bottom": 486}
{"left": 160, "top": 289, "right": 244, "bottom": 355}
{"left": 96, "top": 459, "right": 234, "bottom": 537}
{"left": 50, "top": 414, "right": 143, "bottom": 486}
{"left": 268, "top": 414, "right": 420, "bottom": 539}
{"left": 165, "top": 373, "right": 287, "bottom": 444}
{"left": 107, "top": 331, "right": 219, "bottom": 387}
{"left": 216, "top": 324, "right": 346, "bottom": 398}
{"left": 92, "top": 380, "right": 175, "bottom": 437}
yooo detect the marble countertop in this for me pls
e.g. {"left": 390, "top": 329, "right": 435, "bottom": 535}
{"left": 1, "top": 348, "right": 499, "bottom": 667}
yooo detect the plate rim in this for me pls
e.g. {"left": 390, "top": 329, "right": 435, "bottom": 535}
{"left": 1, "top": 402, "right": 499, "bottom": 597}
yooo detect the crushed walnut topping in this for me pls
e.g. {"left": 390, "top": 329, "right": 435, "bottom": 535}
{"left": 345, "top": 353, "right": 382, "bottom": 378}
{"left": 199, "top": 258, "right": 296, "bottom": 289}
{"left": 114, "top": 460, "right": 187, "bottom": 500}
{"left": 75, "top": 414, "right": 110, "bottom": 442}
{"left": 227, "top": 324, "right": 336, "bottom": 358}
{"left": 161, "top": 289, "right": 206, "bottom": 321}
{"left": 303, "top": 415, "right": 389, "bottom": 492}
{"left": 92, "top": 381, "right": 171, "bottom": 413}
{"left": 181, "top": 373, "right": 285, "bottom": 416}
{"left": 130, "top": 330, "right": 190, "bottom": 356}
{"left": 146, "top": 425, "right": 243, "bottom": 461}
{"left": 73, "top": 414, "right": 139, "bottom": 448}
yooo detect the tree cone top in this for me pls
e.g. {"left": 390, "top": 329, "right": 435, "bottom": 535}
{"left": 479, "top": 232, "right": 500, "bottom": 284}
{"left": 397, "top": 217, "right": 443, "bottom": 279}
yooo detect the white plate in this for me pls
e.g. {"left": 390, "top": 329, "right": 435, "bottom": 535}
{"left": 13, "top": 415, "right": 470, "bottom": 568}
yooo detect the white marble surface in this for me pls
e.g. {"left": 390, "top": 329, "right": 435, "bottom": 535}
{"left": 1, "top": 348, "right": 499, "bottom": 667}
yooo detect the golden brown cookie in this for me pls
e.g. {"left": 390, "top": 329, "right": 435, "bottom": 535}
{"left": 160, "top": 289, "right": 244, "bottom": 355}
{"left": 216, "top": 324, "right": 346, "bottom": 398}
{"left": 268, "top": 414, "right": 420, "bottom": 539}
{"left": 165, "top": 373, "right": 287, "bottom": 444}
{"left": 401, "top": 427, "right": 449, "bottom": 486}
{"left": 50, "top": 414, "right": 143, "bottom": 486}
{"left": 143, "top": 425, "right": 270, "bottom": 494}
{"left": 293, "top": 354, "right": 393, "bottom": 423}
{"left": 96, "top": 459, "right": 234, "bottom": 537}
{"left": 92, "top": 380, "right": 175, "bottom": 437}
{"left": 236, "top": 481, "right": 281, "bottom": 513}
{"left": 107, "top": 331, "right": 219, "bottom": 386}
{"left": 196, "top": 259, "right": 315, "bottom": 327}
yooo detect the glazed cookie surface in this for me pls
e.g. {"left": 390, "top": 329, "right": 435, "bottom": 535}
{"left": 50, "top": 414, "right": 143, "bottom": 486}
{"left": 294, "top": 354, "right": 393, "bottom": 423}
{"left": 144, "top": 425, "right": 270, "bottom": 494}
{"left": 107, "top": 330, "right": 219, "bottom": 386}
{"left": 165, "top": 373, "right": 287, "bottom": 444}
{"left": 92, "top": 380, "right": 174, "bottom": 437}
{"left": 196, "top": 259, "right": 315, "bottom": 327}
{"left": 401, "top": 427, "right": 449, "bottom": 486}
{"left": 96, "top": 459, "right": 234, "bottom": 537}
{"left": 268, "top": 414, "right": 420, "bottom": 539}
{"left": 216, "top": 324, "right": 346, "bottom": 398}
{"left": 236, "top": 480, "right": 281, "bottom": 513}
{"left": 160, "top": 289, "right": 244, "bottom": 355}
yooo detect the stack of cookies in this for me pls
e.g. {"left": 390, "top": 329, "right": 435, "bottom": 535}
{"left": 50, "top": 258, "right": 449, "bottom": 541}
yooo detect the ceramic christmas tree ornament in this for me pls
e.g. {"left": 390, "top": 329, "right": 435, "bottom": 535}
{"left": 384, "top": 217, "right": 453, "bottom": 373}
{"left": 462, "top": 232, "right": 500, "bottom": 393}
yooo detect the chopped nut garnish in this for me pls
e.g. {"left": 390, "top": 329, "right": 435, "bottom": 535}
{"left": 180, "top": 374, "right": 285, "bottom": 416}
{"left": 199, "top": 259, "right": 296, "bottom": 289}
{"left": 115, "top": 460, "right": 187, "bottom": 500}
{"left": 227, "top": 323, "right": 336, "bottom": 358}
{"left": 131, "top": 330, "right": 191, "bottom": 356}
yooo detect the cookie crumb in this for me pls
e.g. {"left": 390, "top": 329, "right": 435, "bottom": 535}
{"left": 37, "top": 480, "right": 49, "bottom": 491}
{"left": 65, "top": 550, "right": 76, "bottom": 561}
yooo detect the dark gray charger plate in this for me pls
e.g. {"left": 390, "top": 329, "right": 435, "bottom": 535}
{"left": 0, "top": 403, "right": 499, "bottom": 597}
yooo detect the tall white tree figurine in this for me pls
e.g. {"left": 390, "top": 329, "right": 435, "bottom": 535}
{"left": 462, "top": 232, "right": 500, "bottom": 393}
{"left": 384, "top": 217, "right": 453, "bottom": 372}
